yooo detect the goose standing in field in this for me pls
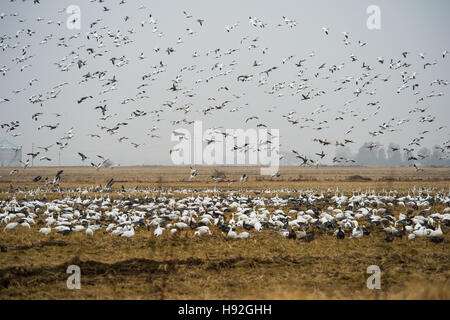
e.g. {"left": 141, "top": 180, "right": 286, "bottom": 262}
{"left": 121, "top": 225, "right": 135, "bottom": 238}
{"left": 288, "top": 228, "right": 297, "bottom": 239}
{"left": 350, "top": 227, "right": 363, "bottom": 239}
{"left": 429, "top": 224, "right": 443, "bottom": 238}
{"left": 335, "top": 227, "right": 345, "bottom": 240}
{"left": 427, "top": 224, "right": 443, "bottom": 243}
{"left": 237, "top": 231, "right": 251, "bottom": 239}
{"left": 86, "top": 225, "right": 94, "bottom": 237}
{"left": 227, "top": 226, "right": 238, "bottom": 239}
{"left": 154, "top": 224, "right": 164, "bottom": 237}
{"left": 413, "top": 228, "right": 432, "bottom": 237}
{"left": 194, "top": 226, "right": 211, "bottom": 237}
{"left": 38, "top": 227, "right": 51, "bottom": 235}
{"left": 19, "top": 220, "right": 31, "bottom": 229}
{"left": 4, "top": 222, "right": 19, "bottom": 231}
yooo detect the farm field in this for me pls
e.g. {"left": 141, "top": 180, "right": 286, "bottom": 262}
{"left": 0, "top": 166, "right": 449, "bottom": 299}
{"left": 1, "top": 165, "right": 449, "bottom": 191}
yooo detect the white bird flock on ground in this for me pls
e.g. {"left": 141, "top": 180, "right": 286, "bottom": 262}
{"left": 1, "top": 186, "right": 448, "bottom": 244}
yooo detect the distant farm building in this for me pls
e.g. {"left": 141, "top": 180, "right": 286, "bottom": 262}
{"left": 0, "top": 139, "right": 22, "bottom": 167}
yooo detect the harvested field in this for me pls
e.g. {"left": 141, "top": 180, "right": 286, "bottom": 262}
{"left": 0, "top": 166, "right": 449, "bottom": 299}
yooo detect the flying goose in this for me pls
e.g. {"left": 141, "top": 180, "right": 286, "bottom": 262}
{"left": 189, "top": 167, "right": 198, "bottom": 181}
{"left": 78, "top": 152, "right": 88, "bottom": 161}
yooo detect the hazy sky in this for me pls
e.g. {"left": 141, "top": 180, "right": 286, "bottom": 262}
{"left": 0, "top": 0, "right": 449, "bottom": 166}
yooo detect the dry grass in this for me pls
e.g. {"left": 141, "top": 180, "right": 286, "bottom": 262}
{"left": 1, "top": 165, "right": 449, "bottom": 192}
{"left": 1, "top": 229, "right": 448, "bottom": 299}
{"left": 0, "top": 166, "right": 449, "bottom": 299}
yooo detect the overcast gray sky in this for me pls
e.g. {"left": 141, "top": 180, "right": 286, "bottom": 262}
{"left": 0, "top": 0, "right": 449, "bottom": 166}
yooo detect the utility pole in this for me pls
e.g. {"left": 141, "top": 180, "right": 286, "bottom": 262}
{"left": 31, "top": 143, "right": 34, "bottom": 167}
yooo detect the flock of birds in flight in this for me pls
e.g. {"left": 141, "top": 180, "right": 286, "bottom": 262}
{"left": 0, "top": 0, "right": 449, "bottom": 181}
